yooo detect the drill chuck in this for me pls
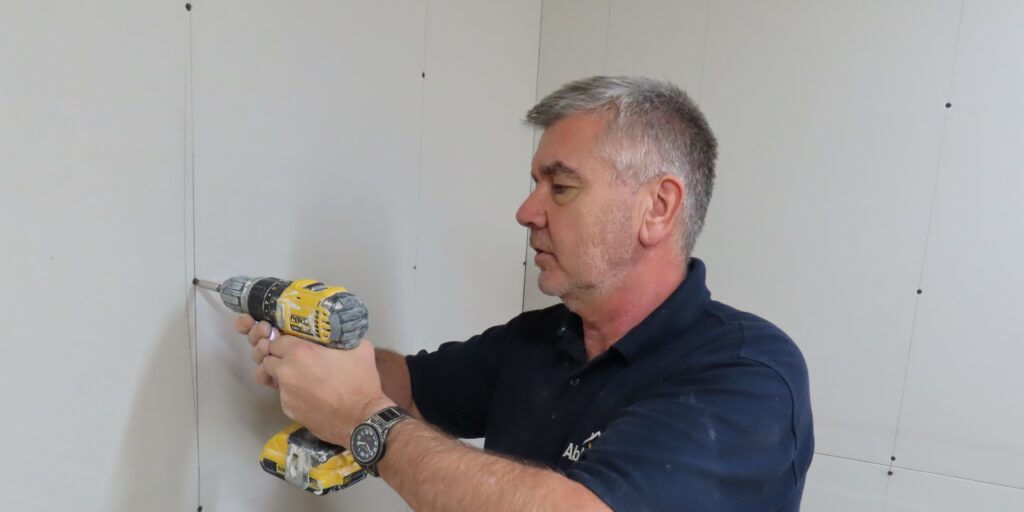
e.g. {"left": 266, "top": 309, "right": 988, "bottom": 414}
{"left": 217, "top": 275, "right": 250, "bottom": 313}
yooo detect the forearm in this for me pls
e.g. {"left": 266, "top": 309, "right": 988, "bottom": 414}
{"left": 378, "top": 419, "right": 609, "bottom": 512}
{"left": 374, "top": 348, "right": 421, "bottom": 418}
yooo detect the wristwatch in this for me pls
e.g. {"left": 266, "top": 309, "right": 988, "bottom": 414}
{"left": 349, "top": 406, "right": 412, "bottom": 477}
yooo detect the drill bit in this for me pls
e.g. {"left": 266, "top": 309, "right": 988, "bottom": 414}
{"left": 193, "top": 277, "right": 222, "bottom": 292}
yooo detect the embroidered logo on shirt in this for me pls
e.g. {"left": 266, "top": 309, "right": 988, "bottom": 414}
{"left": 561, "top": 431, "right": 602, "bottom": 462}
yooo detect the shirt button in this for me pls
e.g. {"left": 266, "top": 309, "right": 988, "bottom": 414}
{"left": 569, "top": 377, "right": 580, "bottom": 386}
{"left": 550, "top": 411, "right": 558, "bottom": 420}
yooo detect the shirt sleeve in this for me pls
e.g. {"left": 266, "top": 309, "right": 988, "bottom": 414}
{"left": 565, "top": 356, "right": 803, "bottom": 512}
{"left": 404, "top": 322, "right": 511, "bottom": 439}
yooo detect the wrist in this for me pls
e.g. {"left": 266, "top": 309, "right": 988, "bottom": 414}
{"left": 345, "top": 395, "right": 396, "bottom": 441}
{"left": 348, "top": 400, "right": 413, "bottom": 478}
{"left": 360, "top": 395, "right": 398, "bottom": 420}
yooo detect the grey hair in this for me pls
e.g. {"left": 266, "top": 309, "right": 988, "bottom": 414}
{"left": 525, "top": 76, "right": 718, "bottom": 256}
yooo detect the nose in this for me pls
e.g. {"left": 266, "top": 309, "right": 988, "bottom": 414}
{"left": 516, "top": 185, "right": 546, "bottom": 229}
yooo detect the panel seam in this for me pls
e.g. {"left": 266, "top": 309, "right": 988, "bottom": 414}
{"left": 884, "top": 0, "right": 967, "bottom": 499}
{"left": 411, "top": 0, "right": 431, "bottom": 349}
{"left": 521, "top": 0, "right": 544, "bottom": 313}
{"left": 696, "top": 0, "right": 712, "bottom": 103}
{"left": 182, "top": 3, "right": 202, "bottom": 507}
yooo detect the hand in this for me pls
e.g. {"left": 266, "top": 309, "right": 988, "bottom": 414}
{"left": 260, "top": 335, "right": 395, "bottom": 445}
{"left": 234, "top": 314, "right": 280, "bottom": 388}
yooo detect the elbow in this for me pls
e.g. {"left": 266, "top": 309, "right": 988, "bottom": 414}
{"left": 544, "top": 478, "right": 611, "bottom": 512}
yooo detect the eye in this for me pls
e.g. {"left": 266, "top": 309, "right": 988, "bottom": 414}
{"left": 549, "top": 183, "right": 580, "bottom": 204}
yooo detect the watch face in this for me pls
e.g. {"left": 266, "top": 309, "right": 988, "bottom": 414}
{"left": 351, "top": 424, "right": 381, "bottom": 464}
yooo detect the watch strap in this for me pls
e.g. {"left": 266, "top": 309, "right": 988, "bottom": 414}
{"left": 370, "top": 406, "right": 411, "bottom": 430}
{"left": 358, "top": 405, "right": 412, "bottom": 477}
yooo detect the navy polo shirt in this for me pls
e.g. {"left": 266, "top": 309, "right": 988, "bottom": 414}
{"left": 406, "top": 258, "right": 813, "bottom": 511}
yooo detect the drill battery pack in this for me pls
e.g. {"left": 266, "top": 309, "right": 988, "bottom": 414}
{"left": 259, "top": 422, "right": 367, "bottom": 495}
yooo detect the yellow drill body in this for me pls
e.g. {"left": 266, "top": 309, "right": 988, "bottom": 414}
{"left": 272, "top": 279, "right": 359, "bottom": 345}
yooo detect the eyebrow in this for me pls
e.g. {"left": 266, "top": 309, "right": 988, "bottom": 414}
{"left": 536, "top": 161, "right": 582, "bottom": 181}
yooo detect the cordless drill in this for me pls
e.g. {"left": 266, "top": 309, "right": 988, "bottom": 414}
{"left": 193, "top": 275, "right": 370, "bottom": 495}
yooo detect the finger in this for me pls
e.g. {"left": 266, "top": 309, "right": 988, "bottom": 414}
{"left": 261, "top": 355, "right": 283, "bottom": 378}
{"left": 267, "top": 335, "right": 299, "bottom": 358}
{"left": 247, "top": 321, "right": 272, "bottom": 347}
{"left": 251, "top": 338, "right": 271, "bottom": 364}
{"left": 234, "top": 314, "right": 256, "bottom": 334}
{"left": 251, "top": 367, "right": 278, "bottom": 389}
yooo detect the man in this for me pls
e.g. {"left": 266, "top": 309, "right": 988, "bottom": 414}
{"left": 239, "top": 76, "right": 814, "bottom": 511}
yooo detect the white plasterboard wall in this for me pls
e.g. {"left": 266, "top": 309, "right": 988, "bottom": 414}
{"left": 412, "top": 1, "right": 542, "bottom": 352}
{"left": 696, "top": 0, "right": 958, "bottom": 466}
{"left": 800, "top": 455, "right": 888, "bottom": 512}
{"left": 528, "top": 0, "right": 1024, "bottom": 508}
{"left": 1, "top": 1, "right": 539, "bottom": 510}
{"left": 191, "top": 2, "right": 425, "bottom": 510}
{"left": 0, "top": 2, "right": 198, "bottom": 510}
{"left": 889, "top": 0, "right": 1024, "bottom": 490}
{"left": 191, "top": 1, "right": 540, "bottom": 510}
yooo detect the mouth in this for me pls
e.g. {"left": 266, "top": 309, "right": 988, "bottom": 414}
{"left": 529, "top": 233, "right": 554, "bottom": 260}
{"left": 532, "top": 247, "right": 554, "bottom": 266}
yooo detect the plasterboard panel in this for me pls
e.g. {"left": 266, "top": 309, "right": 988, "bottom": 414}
{"left": 0, "top": 2, "right": 196, "bottom": 511}
{"left": 534, "top": 0, "right": 611, "bottom": 100}
{"left": 411, "top": 0, "right": 541, "bottom": 351}
{"left": 191, "top": 1, "right": 424, "bottom": 510}
{"left": 892, "top": 0, "right": 1024, "bottom": 488}
{"left": 695, "top": 0, "right": 962, "bottom": 464}
{"left": 802, "top": 455, "right": 888, "bottom": 512}
{"left": 606, "top": 0, "right": 708, "bottom": 96}
{"left": 884, "top": 468, "right": 1024, "bottom": 512}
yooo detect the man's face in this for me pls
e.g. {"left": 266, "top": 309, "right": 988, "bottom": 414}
{"left": 516, "top": 113, "right": 640, "bottom": 303}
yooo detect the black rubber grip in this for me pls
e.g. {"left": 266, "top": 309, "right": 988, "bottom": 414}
{"left": 247, "top": 277, "right": 291, "bottom": 324}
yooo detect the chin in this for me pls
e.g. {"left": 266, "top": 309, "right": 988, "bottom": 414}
{"left": 536, "top": 273, "right": 565, "bottom": 297}
{"left": 537, "top": 281, "right": 559, "bottom": 297}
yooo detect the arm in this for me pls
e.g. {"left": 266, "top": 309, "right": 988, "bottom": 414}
{"left": 377, "top": 417, "right": 610, "bottom": 512}
{"left": 369, "top": 333, "right": 606, "bottom": 509}
{"left": 249, "top": 329, "right": 609, "bottom": 511}
{"left": 374, "top": 348, "right": 422, "bottom": 419}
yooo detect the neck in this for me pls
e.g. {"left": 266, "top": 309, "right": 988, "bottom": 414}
{"left": 567, "top": 252, "right": 687, "bottom": 361}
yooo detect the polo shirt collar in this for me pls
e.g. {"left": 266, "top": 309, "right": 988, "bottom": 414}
{"left": 556, "top": 257, "right": 712, "bottom": 365}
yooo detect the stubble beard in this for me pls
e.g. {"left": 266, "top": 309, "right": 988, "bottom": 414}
{"left": 534, "top": 207, "right": 635, "bottom": 307}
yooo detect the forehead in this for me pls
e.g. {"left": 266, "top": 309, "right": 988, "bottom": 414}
{"left": 531, "top": 112, "right": 612, "bottom": 180}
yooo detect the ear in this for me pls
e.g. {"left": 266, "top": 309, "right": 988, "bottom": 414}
{"left": 638, "top": 175, "right": 685, "bottom": 248}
